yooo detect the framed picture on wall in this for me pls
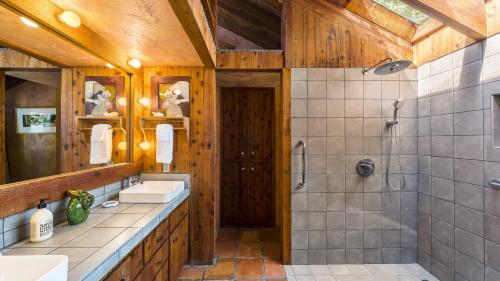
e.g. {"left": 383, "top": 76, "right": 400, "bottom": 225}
{"left": 151, "top": 76, "right": 191, "bottom": 117}
{"left": 84, "top": 76, "right": 125, "bottom": 116}
{"left": 15, "top": 108, "right": 56, "bottom": 134}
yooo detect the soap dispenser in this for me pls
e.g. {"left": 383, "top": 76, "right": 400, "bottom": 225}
{"left": 30, "top": 199, "right": 53, "bottom": 242}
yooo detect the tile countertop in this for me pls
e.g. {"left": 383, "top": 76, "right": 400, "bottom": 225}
{"left": 1, "top": 189, "right": 190, "bottom": 281}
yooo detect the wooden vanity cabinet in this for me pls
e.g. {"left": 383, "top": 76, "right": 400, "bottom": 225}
{"left": 103, "top": 199, "right": 189, "bottom": 281}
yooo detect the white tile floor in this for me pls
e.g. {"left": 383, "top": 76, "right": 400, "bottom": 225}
{"left": 285, "top": 264, "right": 439, "bottom": 281}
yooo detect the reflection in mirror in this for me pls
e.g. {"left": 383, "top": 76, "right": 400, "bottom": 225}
{"left": 0, "top": 48, "right": 132, "bottom": 184}
{"left": 4, "top": 69, "right": 61, "bottom": 183}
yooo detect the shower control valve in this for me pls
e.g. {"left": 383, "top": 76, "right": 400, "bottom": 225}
{"left": 356, "top": 159, "right": 375, "bottom": 177}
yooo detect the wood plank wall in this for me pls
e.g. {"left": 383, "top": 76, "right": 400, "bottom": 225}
{"left": 283, "top": 0, "right": 413, "bottom": 68}
{"left": 143, "top": 66, "right": 218, "bottom": 264}
{"left": 216, "top": 50, "right": 284, "bottom": 69}
{"left": 0, "top": 71, "right": 4, "bottom": 183}
{"left": 62, "top": 67, "right": 130, "bottom": 172}
{"left": 0, "top": 48, "right": 57, "bottom": 69}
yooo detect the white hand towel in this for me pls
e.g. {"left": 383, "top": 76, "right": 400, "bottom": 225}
{"left": 90, "top": 124, "right": 113, "bottom": 164}
{"left": 156, "top": 124, "right": 174, "bottom": 164}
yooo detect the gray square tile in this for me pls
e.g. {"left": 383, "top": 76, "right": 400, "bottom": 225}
{"left": 454, "top": 110, "right": 483, "bottom": 135}
{"left": 363, "top": 211, "right": 381, "bottom": 229}
{"left": 346, "top": 211, "right": 363, "bottom": 229}
{"left": 432, "top": 197, "right": 454, "bottom": 224}
{"left": 431, "top": 177, "right": 454, "bottom": 202}
{"left": 486, "top": 240, "right": 500, "bottom": 272}
{"left": 327, "top": 118, "right": 345, "bottom": 136}
{"left": 327, "top": 193, "right": 345, "bottom": 211}
{"left": 309, "top": 231, "right": 327, "bottom": 249}
{"left": 431, "top": 92, "right": 453, "bottom": 115}
{"left": 345, "top": 81, "right": 363, "bottom": 99}
{"left": 454, "top": 135, "right": 483, "bottom": 160}
{"left": 454, "top": 85, "right": 483, "bottom": 113}
{"left": 382, "top": 229, "right": 400, "bottom": 247}
{"left": 455, "top": 250, "right": 485, "bottom": 281}
{"left": 486, "top": 214, "right": 500, "bottom": 245}
{"left": 326, "top": 174, "right": 345, "bottom": 192}
{"left": 431, "top": 219, "right": 454, "bottom": 247}
{"left": 455, "top": 204, "right": 484, "bottom": 236}
{"left": 326, "top": 99, "right": 344, "bottom": 117}
{"left": 455, "top": 227, "right": 484, "bottom": 262}
{"left": 308, "top": 212, "right": 327, "bottom": 230}
{"left": 363, "top": 193, "right": 382, "bottom": 211}
{"left": 308, "top": 81, "right": 327, "bottom": 98}
{"left": 431, "top": 114, "right": 453, "bottom": 135}
{"left": 309, "top": 193, "right": 326, "bottom": 211}
{"left": 345, "top": 100, "right": 364, "bottom": 117}
{"left": 327, "top": 81, "right": 345, "bottom": 99}
{"left": 327, "top": 230, "right": 346, "bottom": 248}
{"left": 346, "top": 230, "right": 363, "bottom": 248}
{"left": 327, "top": 212, "right": 345, "bottom": 230}
{"left": 364, "top": 229, "right": 382, "bottom": 248}
{"left": 346, "top": 193, "right": 364, "bottom": 211}
{"left": 308, "top": 99, "right": 327, "bottom": 117}
{"left": 455, "top": 182, "right": 484, "bottom": 211}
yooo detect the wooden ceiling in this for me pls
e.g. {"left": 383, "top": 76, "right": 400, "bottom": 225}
{"left": 217, "top": 0, "right": 282, "bottom": 49}
{"left": 50, "top": 0, "right": 203, "bottom": 66}
{"left": 218, "top": 0, "right": 491, "bottom": 55}
{"left": 0, "top": 6, "right": 106, "bottom": 67}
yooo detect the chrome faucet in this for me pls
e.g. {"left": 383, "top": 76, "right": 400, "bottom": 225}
{"left": 128, "top": 175, "right": 143, "bottom": 187}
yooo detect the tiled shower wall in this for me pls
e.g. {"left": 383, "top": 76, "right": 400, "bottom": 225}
{"left": 417, "top": 33, "right": 500, "bottom": 281}
{"left": 291, "top": 67, "right": 418, "bottom": 264}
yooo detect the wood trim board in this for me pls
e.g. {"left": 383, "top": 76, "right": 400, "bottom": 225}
{"left": 0, "top": 162, "right": 141, "bottom": 218}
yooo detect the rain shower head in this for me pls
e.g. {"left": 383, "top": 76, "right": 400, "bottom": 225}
{"left": 374, "top": 60, "right": 412, "bottom": 75}
{"left": 362, "top": 57, "right": 413, "bottom": 75}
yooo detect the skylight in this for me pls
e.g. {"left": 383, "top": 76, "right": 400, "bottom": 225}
{"left": 373, "top": 0, "right": 429, "bottom": 25}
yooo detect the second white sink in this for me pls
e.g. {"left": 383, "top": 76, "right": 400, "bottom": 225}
{"left": 0, "top": 255, "right": 68, "bottom": 281}
{"left": 119, "top": 181, "right": 185, "bottom": 203}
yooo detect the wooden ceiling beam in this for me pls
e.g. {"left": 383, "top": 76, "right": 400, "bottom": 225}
{"left": 218, "top": 0, "right": 282, "bottom": 49}
{"left": 346, "top": 0, "right": 417, "bottom": 42}
{"left": 402, "top": 0, "right": 487, "bottom": 40}
{"left": 168, "top": 0, "right": 217, "bottom": 67}
{"left": 412, "top": 18, "right": 445, "bottom": 43}
{"left": 218, "top": 26, "right": 264, "bottom": 49}
{"left": 0, "top": 0, "right": 136, "bottom": 73}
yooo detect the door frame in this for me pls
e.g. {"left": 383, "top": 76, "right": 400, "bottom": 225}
{"left": 216, "top": 70, "right": 291, "bottom": 263}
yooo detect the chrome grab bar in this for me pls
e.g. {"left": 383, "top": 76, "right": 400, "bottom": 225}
{"left": 297, "top": 140, "right": 306, "bottom": 190}
{"left": 488, "top": 180, "right": 500, "bottom": 190}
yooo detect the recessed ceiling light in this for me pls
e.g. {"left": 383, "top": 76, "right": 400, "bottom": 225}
{"left": 128, "top": 58, "right": 142, "bottom": 69}
{"left": 57, "top": 11, "right": 81, "bottom": 28}
{"left": 105, "top": 63, "right": 115, "bottom": 69}
{"left": 20, "top": 17, "right": 39, "bottom": 28}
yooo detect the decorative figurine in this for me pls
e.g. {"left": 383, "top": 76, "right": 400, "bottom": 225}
{"left": 66, "top": 190, "right": 95, "bottom": 225}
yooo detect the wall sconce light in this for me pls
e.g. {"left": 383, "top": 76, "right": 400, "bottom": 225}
{"left": 20, "top": 17, "right": 39, "bottom": 28}
{"left": 138, "top": 97, "right": 150, "bottom": 107}
{"left": 105, "top": 63, "right": 115, "bottom": 69}
{"left": 118, "top": 141, "right": 127, "bottom": 151}
{"left": 118, "top": 97, "right": 127, "bottom": 106}
{"left": 139, "top": 141, "right": 151, "bottom": 150}
{"left": 128, "top": 58, "right": 142, "bottom": 69}
{"left": 58, "top": 11, "right": 81, "bottom": 28}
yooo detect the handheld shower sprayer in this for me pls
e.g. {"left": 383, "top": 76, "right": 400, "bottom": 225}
{"left": 385, "top": 99, "right": 406, "bottom": 191}
{"left": 386, "top": 99, "right": 405, "bottom": 126}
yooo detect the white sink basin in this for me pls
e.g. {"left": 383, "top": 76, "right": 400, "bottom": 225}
{"left": 119, "top": 181, "right": 185, "bottom": 203}
{"left": 0, "top": 255, "right": 68, "bottom": 281}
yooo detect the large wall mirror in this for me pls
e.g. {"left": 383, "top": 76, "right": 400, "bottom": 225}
{"left": 0, "top": 5, "right": 132, "bottom": 185}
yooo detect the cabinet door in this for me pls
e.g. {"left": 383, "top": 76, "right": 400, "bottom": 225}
{"left": 221, "top": 162, "right": 241, "bottom": 226}
{"left": 244, "top": 89, "right": 273, "bottom": 161}
{"left": 169, "top": 216, "right": 189, "bottom": 281}
{"left": 241, "top": 161, "right": 273, "bottom": 227}
{"left": 222, "top": 89, "right": 241, "bottom": 161}
{"left": 104, "top": 256, "right": 132, "bottom": 281}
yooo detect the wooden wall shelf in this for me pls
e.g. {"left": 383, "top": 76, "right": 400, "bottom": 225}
{"left": 76, "top": 116, "right": 126, "bottom": 134}
{"left": 139, "top": 116, "right": 190, "bottom": 140}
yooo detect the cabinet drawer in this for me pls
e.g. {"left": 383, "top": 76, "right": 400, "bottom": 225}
{"left": 144, "top": 218, "right": 169, "bottom": 262}
{"left": 170, "top": 200, "right": 189, "bottom": 231}
{"left": 103, "top": 256, "right": 132, "bottom": 281}
{"left": 135, "top": 241, "right": 169, "bottom": 281}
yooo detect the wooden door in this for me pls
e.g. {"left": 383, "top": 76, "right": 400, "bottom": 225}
{"left": 221, "top": 88, "right": 274, "bottom": 227}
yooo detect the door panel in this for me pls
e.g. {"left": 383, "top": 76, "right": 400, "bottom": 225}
{"left": 222, "top": 161, "right": 240, "bottom": 227}
{"left": 222, "top": 90, "right": 241, "bottom": 161}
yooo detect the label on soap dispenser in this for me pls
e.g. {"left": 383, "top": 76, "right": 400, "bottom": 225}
{"left": 39, "top": 219, "right": 53, "bottom": 237}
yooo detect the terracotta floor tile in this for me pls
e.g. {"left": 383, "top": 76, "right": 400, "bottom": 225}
{"left": 238, "top": 242, "right": 262, "bottom": 257}
{"left": 215, "top": 242, "right": 238, "bottom": 257}
{"left": 240, "top": 230, "right": 260, "bottom": 242}
{"left": 178, "top": 266, "right": 207, "bottom": 280}
{"left": 260, "top": 229, "right": 280, "bottom": 242}
{"left": 217, "top": 230, "right": 239, "bottom": 242}
{"left": 236, "top": 258, "right": 264, "bottom": 279}
{"left": 262, "top": 242, "right": 281, "bottom": 258}
{"left": 204, "top": 258, "right": 235, "bottom": 279}
{"left": 264, "top": 259, "right": 286, "bottom": 278}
